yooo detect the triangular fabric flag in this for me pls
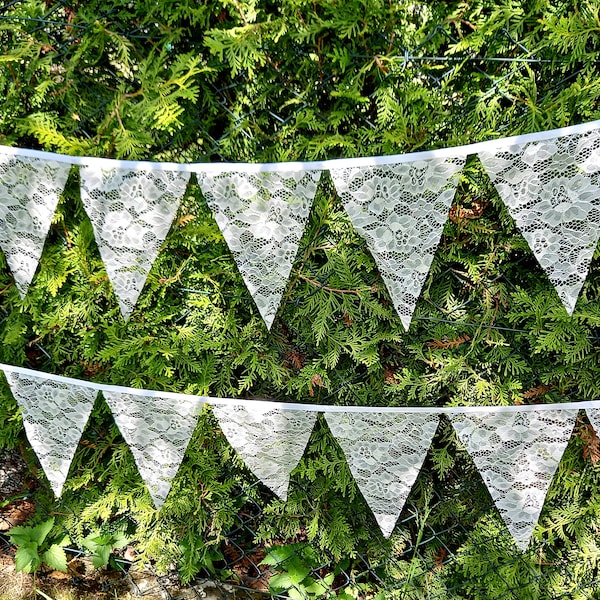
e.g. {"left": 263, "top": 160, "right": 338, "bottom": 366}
{"left": 79, "top": 166, "right": 190, "bottom": 318}
{"left": 325, "top": 411, "right": 439, "bottom": 537}
{"left": 102, "top": 391, "right": 202, "bottom": 508}
{"left": 585, "top": 407, "right": 600, "bottom": 442}
{"left": 450, "top": 409, "right": 577, "bottom": 551}
{"left": 478, "top": 129, "right": 600, "bottom": 314}
{"left": 197, "top": 170, "right": 321, "bottom": 329}
{"left": 330, "top": 158, "right": 465, "bottom": 330}
{"left": 211, "top": 404, "right": 317, "bottom": 499}
{"left": 3, "top": 369, "right": 97, "bottom": 496}
{"left": 0, "top": 153, "right": 71, "bottom": 296}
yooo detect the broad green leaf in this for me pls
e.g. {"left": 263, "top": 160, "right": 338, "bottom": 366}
{"left": 43, "top": 544, "right": 68, "bottom": 572}
{"left": 14, "top": 542, "right": 42, "bottom": 573}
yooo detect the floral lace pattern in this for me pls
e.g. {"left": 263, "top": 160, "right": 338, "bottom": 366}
{"left": 211, "top": 404, "right": 317, "bottom": 499}
{"left": 0, "top": 154, "right": 71, "bottom": 296}
{"left": 103, "top": 391, "right": 202, "bottom": 508}
{"left": 80, "top": 166, "right": 190, "bottom": 318}
{"left": 330, "top": 159, "right": 465, "bottom": 330}
{"left": 197, "top": 171, "right": 321, "bottom": 329}
{"left": 4, "top": 371, "right": 98, "bottom": 496}
{"left": 479, "top": 130, "right": 600, "bottom": 314}
{"left": 450, "top": 409, "right": 577, "bottom": 550}
{"left": 325, "top": 412, "right": 440, "bottom": 537}
{"left": 586, "top": 408, "right": 600, "bottom": 442}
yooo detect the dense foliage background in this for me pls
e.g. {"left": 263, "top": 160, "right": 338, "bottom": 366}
{"left": 1, "top": 0, "right": 600, "bottom": 597}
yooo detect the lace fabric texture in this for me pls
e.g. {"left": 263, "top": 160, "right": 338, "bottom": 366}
{"left": 0, "top": 154, "right": 71, "bottom": 296}
{"left": 197, "top": 171, "right": 321, "bottom": 329}
{"left": 211, "top": 404, "right": 317, "bottom": 499}
{"left": 330, "top": 158, "right": 465, "bottom": 330}
{"left": 80, "top": 166, "right": 190, "bottom": 318}
{"left": 325, "top": 412, "right": 440, "bottom": 538}
{"left": 450, "top": 409, "right": 577, "bottom": 551}
{"left": 478, "top": 130, "right": 600, "bottom": 314}
{"left": 102, "top": 391, "right": 202, "bottom": 508}
{"left": 586, "top": 408, "right": 600, "bottom": 442}
{"left": 4, "top": 371, "right": 98, "bottom": 496}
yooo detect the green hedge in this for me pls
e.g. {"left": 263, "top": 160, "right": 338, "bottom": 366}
{"left": 1, "top": 0, "right": 600, "bottom": 597}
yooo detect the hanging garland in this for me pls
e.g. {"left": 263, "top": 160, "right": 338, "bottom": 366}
{"left": 1, "top": 119, "right": 600, "bottom": 329}
{"left": 2, "top": 120, "right": 600, "bottom": 551}
{"left": 0, "top": 362, "right": 596, "bottom": 551}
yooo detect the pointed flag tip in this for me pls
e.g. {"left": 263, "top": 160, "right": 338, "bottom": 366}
{"left": 197, "top": 171, "right": 321, "bottom": 329}
{"left": 103, "top": 390, "right": 201, "bottom": 508}
{"left": 212, "top": 404, "right": 317, "bottom": 500}
{"left": 330, "top": 158, "right": 465, "bottom": 331}
{"left": 2, "top": 369, "right": 97, "bottom": 499}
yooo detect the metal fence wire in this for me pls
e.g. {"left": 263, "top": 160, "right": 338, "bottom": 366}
{"left": 1, "top": 2, "right": 600, "bottom": 599}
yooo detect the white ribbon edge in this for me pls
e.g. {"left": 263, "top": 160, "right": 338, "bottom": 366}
{"left": 1, "top": 362, "right": 598, "bottom": 414}
{"left": 1, "top": 119, "right": 599, "bottom": 174}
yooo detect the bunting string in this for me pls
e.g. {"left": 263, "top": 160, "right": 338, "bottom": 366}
{"left": 2, "top": 120, "right": 600, "bottom": 328}
{"left": 2, "top": 362, "right": 600, "bottom": 550}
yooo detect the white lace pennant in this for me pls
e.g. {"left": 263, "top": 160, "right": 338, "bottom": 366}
{"left": 325, "top": 412, "right": 439, "bottom": 537}
{"left": 0, "top": 153, "right": 71, "bottom": 296}
{"left": 102, "top": 391, "right": 202, "bottom": 508}
{"left": 3, "top": 369, "right": 97, "bottom": 497}
{"left": 330, "top": 158, "right": 465, "bottom": 330}
{"left": 211, "top": 404, "right": 317, "bottom": 499}
{"left": 479, "top": 129, "right": 600, "bottom": 314}
{"left": 197, "top": 171, "right": 321, "bottom": 329}
{"left": 585, "top": 408, "right": 600, "bottom": 440}
{"left": 450, "top": 409, "right": 577, "bottom": 551}
{"left": 79, "top": 166, "right": 190, "bottom": 318}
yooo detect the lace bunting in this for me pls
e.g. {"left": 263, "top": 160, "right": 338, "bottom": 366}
{"left": 586, "top": 408, "right": 600, "bottom": 444}
{"left": 2, "top": 362, "right": 595, "bottom": 545}
{"left": 197, "top": 171, "right": 321, "bottom": 329}
{"left": 102, "top": 391, "right": 202, "bottom": 508}
{"left": 450, "top": 409, "right": 577, "bottom": 550}
{"left": 0, "top": 153, "right": 71, "bottom": 296}
{"left": 325, "top": 412, "right": 439, "bottom": 537}
{"left": 3, "top": 369, "right": 98, "bottom": 496}
{"left": 330, "top": 158, "right": 465, "bottom": 330}
{"left": 478, "top": 129, "right": 600, "bottom": 314}
{"left": 80, "top": 166, "right": 190, "bottom": 318}
{"left": 211, "top": 404, "right": 317, "bottom": 499}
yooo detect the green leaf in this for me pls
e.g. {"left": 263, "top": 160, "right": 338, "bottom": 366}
{"left": 30, "top": 519, "right": 55, "bottom": 546}
{"left": 91, "top": 545, "right": 111, "bottom": 569}
{"left": 14, "top": 541, "right": 42, "bottom": 573}
{"left": 268, "top": 572, "right": 295, "bottom": 593}
{"left": 8, "top": 518, "right": 55, "bottom": 547}
{"left": 42, "top": 544, "right": 68, "bottom": 572}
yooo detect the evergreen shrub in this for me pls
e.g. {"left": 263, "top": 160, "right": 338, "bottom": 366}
{"left": 1, "top": 0, "right": 600, "bottom": 597}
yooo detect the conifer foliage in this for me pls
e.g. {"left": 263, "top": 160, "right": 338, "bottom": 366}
{"left": 1, "top": 0, "right": 600, "bottom": 596}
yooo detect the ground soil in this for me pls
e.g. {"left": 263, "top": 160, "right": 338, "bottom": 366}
{"left": 0, "top": 449, "right": 248, "bottom": 599}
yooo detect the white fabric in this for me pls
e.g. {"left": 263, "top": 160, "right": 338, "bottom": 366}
{"left": 330, "top": 158, "right": 465, "bottom": 330}
{"left": 211, "top": 404, "right": 317, "bottom": 499}
{"left": 0, "top": 153, "right": 71, "bottom": 296}
{"left": 3, "top": 119, "right": 600, "bottom": 172}
{"left": 479, "top": 129, "right": 600, "bottom": 314}
{"left": 450, "top": 409, "right": 577, "bottom": 551}
{"left": 102, "top": 391, "right": 202, "bottom": 508}
{"left": 197, "top": 171, "right": 321, "bottom": 329}
{"left": 325, "top": 412, "right": 439, "bottom": 537}
{"left": 585, "top": 408, "right": 600, "bottom": 441}
{"left": 79, "top": 166, "right": 190, "bottom": 318}
{"left": 3, "top": 369, "right": 98, "bottom": 496}
{"left": 0, "top": 362, "right": 595, "bottom": 533}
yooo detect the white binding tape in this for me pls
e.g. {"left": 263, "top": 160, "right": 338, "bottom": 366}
{"left": 1, "top": 119, "right": 599, "bottom": 173}
{"left": 1, "top": 362, "right": 598, "bottom": 414}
